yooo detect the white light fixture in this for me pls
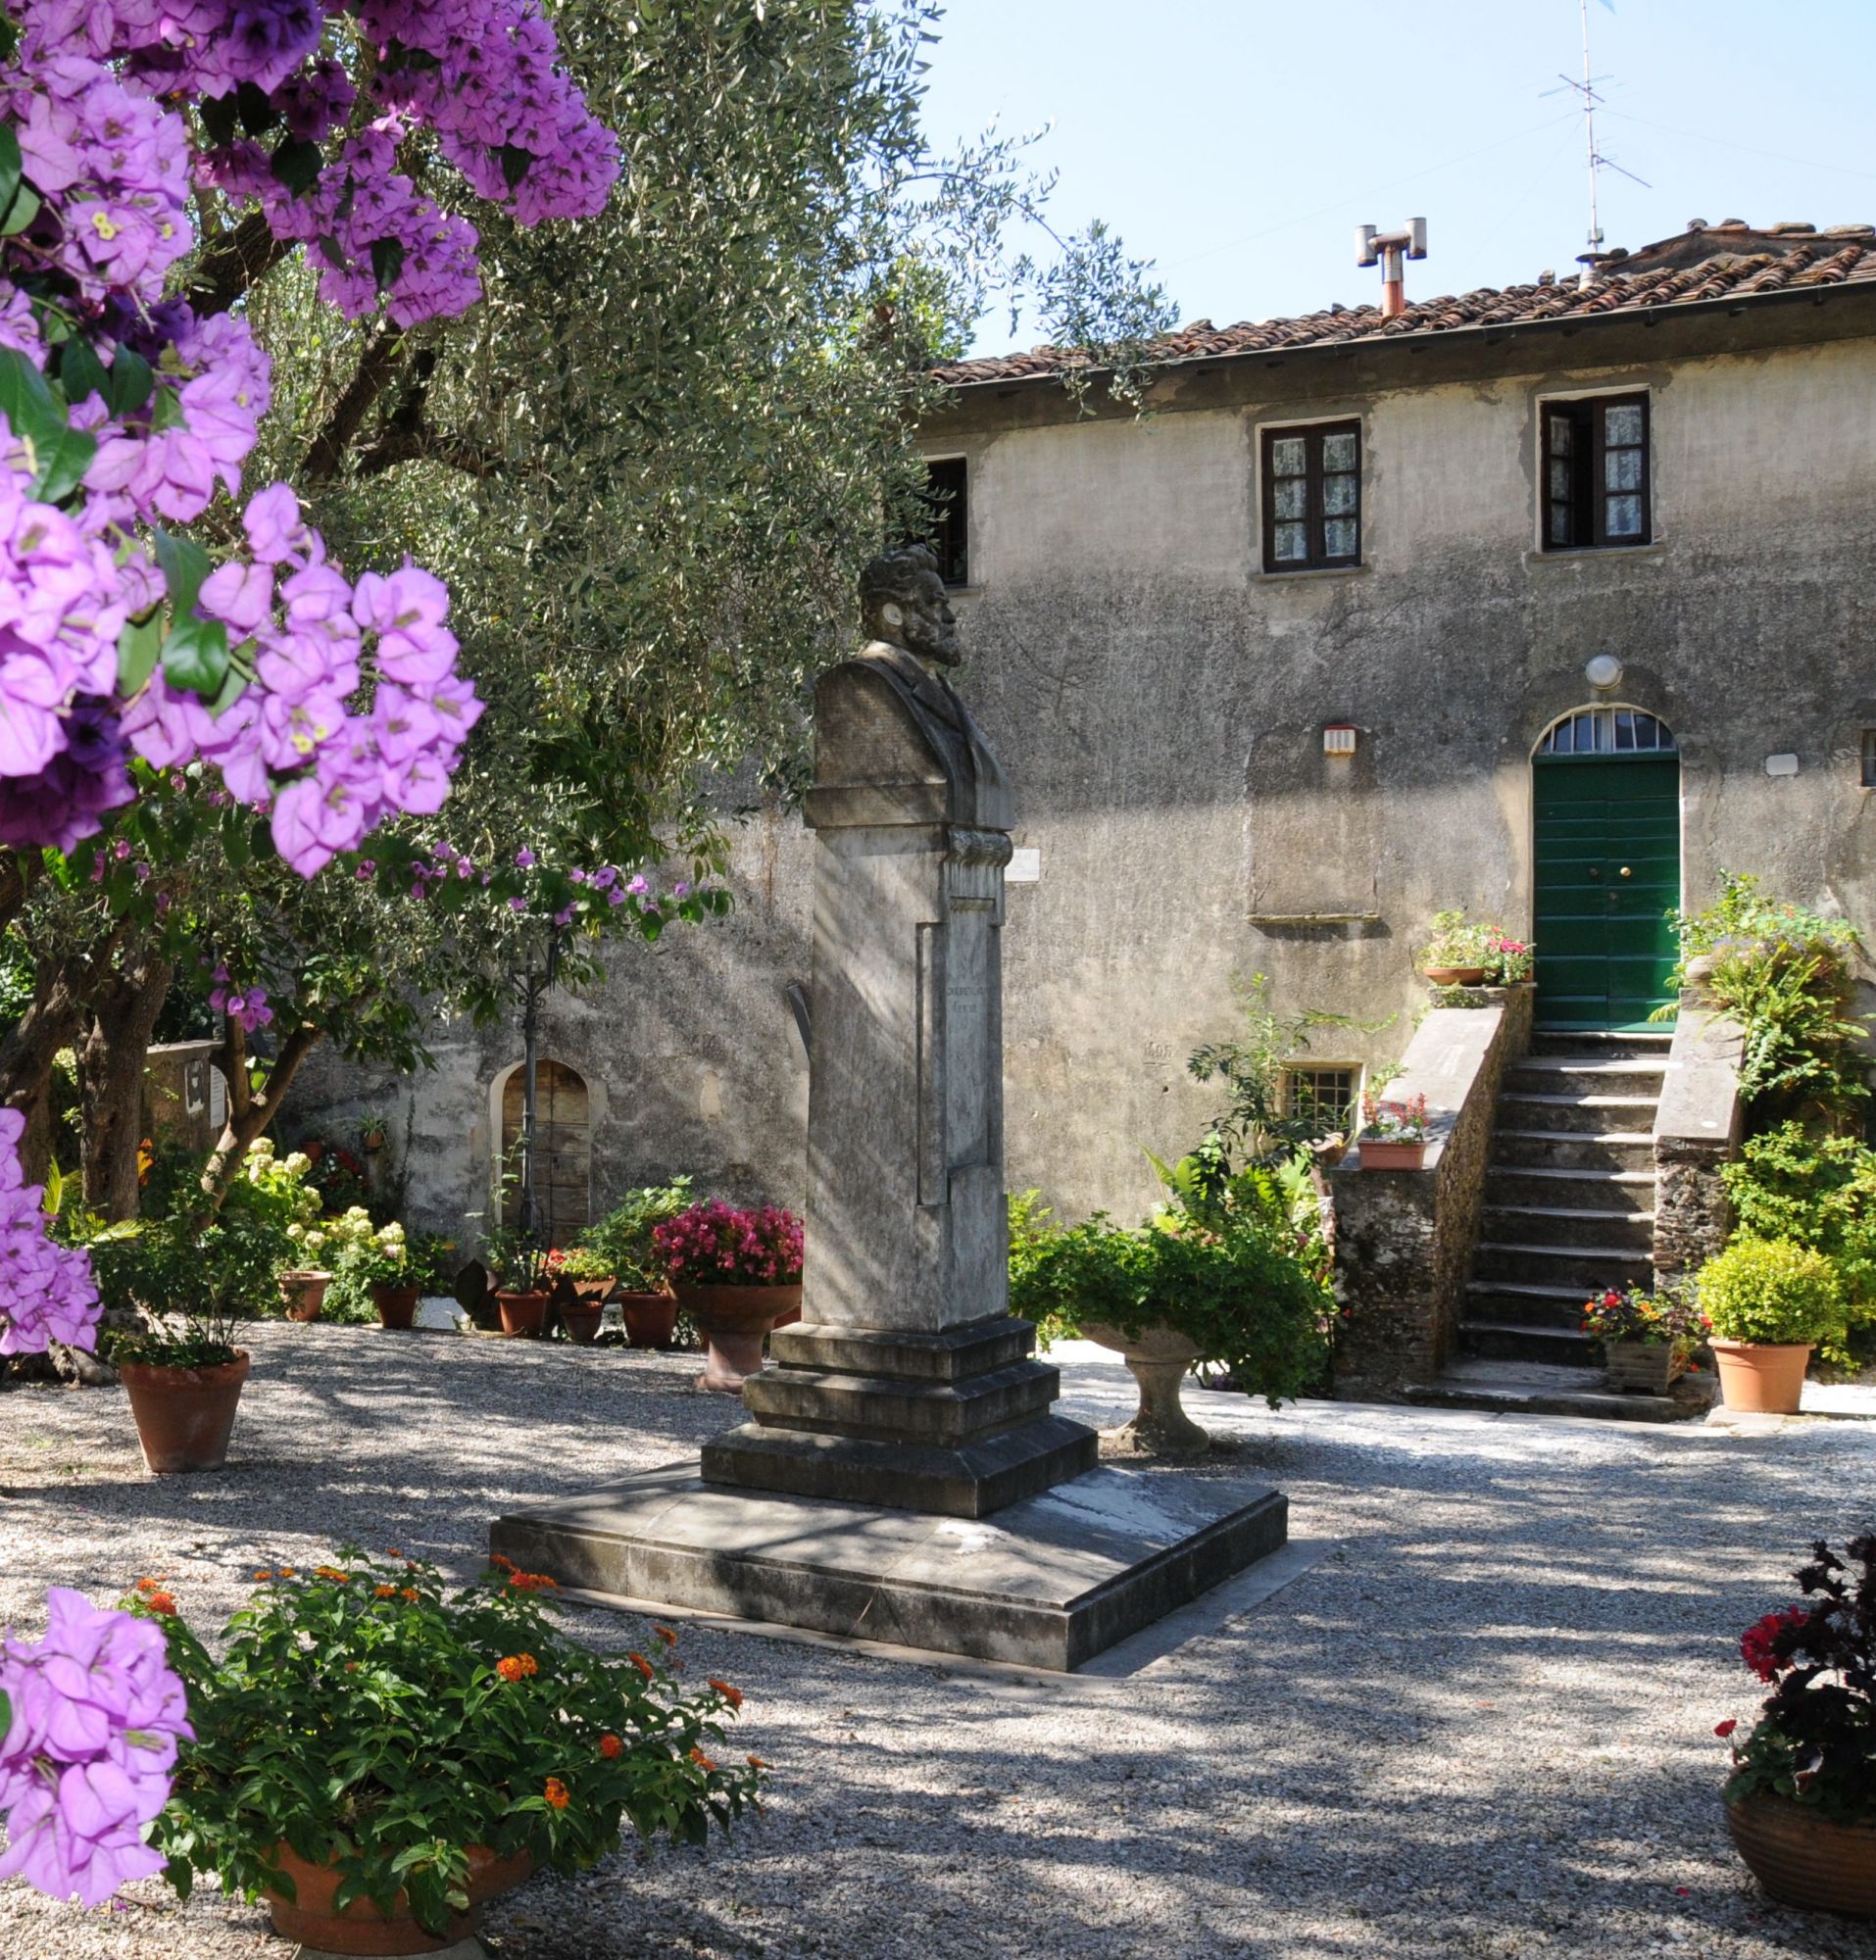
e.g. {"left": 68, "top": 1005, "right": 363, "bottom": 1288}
{"left": 1764, "top": 753, "right": 1799, "bottom": 778}
{"left": 1584, "top": 654, "right": 1623, "bottom": 690}
{"left": 1322, "top": 723, "right": 1358, "bottom": 757}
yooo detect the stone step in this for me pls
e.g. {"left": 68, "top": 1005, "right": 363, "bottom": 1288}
{"left": 1491, "top": 1128, "right": 1656, "bottom": 1172}
{"left": 1404, "top": 1357, "right": 1714, "bottom": 1424}
{"left": 1496, "top": 1091, "right": 1660, "bottom": 1135}
{"left": 1473, "top": 1238, "right": 1655, "bottom": 1292}
{"left": 1483, "top": 1164, "right": 1656, "bottom": 1210}
{"left": 1481, "top": 1201, "right": 1655, "bottom": 1250}
{"left": 1528, "top": 1027, "right": 1677, "bottom": 1060}
{"left": 1463, "top": 1279, "right": 1592, "bottom": 1331}
{"left": 1505, "top": 1056, "right": 1667, "bottom": 1097}
{"left": 1458, "top": 1318, "right": 1599, "bottom": 1365}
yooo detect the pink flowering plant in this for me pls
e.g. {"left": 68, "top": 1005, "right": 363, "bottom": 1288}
{"left": 653, "top": 1201, "right": 804, "bottom": 1290}
{"left": 1359, "top": 1092, "right": 1428, "bottom": 1144}
{"left": 0, "top": 1585, "right": 192, "bottom": 1906}
{"left": 1716, "top": 1536, "right": 1875, "bottom": 1826}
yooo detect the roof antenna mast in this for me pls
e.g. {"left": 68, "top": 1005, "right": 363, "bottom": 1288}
{"left": 1547, "top": 0, "right": 1650, "bottom": 285}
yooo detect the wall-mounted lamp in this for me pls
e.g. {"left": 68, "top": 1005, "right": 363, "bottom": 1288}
{"left": 1585, "top": 654, "right": 1623, "bottom": 690}
{"left": 1322, "top": 723, "right": 1358, "bottom": 758}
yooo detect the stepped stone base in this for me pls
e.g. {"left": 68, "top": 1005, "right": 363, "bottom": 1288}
{"left": 705, "top": 1316, "right": 1098, "bottom": 1518}
{"left": 490, "top": 1461, "right": 1289, "bottom": 1671}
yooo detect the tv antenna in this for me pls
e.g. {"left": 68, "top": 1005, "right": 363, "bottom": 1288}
{"left": 1542, "top": 0, "right": 1650, "bottom": 279}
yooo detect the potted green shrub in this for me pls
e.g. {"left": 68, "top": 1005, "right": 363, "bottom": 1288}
{"left": 1717, "top": 1535, "right": 1876, "bottom": 1916}
{"left": 578, "top": 1178, "right": 693, "bottom": 1348}
{"left": 1580, "top": 1281, "right": 1710, "bottom": 1395}
{"left": 652, "top": 1201, "right": 804, "bottom": 1392}
{"left": 92, "top": 1215, "right": 271, "bottom": 1475}
{"left": 1358, "top": 1091, "right": 1429, "bottom": 1171}
{"left": 1009, "top": 1165, "right": 1330, "bottom": 1455}
{"left": 1419, "top": 908, "right": 1497, "bottom": 986}
{"left": 481, "top": 1227, "right": 555, "bottom": 1337}
{"left": 143, "top": 1548, "right": 765, "bottom": 1953}
{"left": 1699, "top": 1238, "right": 1846, "bottom": 1414}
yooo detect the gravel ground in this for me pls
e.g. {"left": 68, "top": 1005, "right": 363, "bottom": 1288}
{"left": 0, "top": 1320, "right": 1870, "bottom": 1960}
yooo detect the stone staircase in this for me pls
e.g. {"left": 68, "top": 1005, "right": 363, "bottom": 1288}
{"left": 1457, "top": 1027, "right": 1673, "bottom": 1369}
{"left": 1397, "top": 1022, "right": 1718, "bottom": 1422}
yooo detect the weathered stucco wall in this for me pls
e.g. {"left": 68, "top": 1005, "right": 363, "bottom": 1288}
{"left": 296, "top": 320, "right": 1876, "bottom": 1247}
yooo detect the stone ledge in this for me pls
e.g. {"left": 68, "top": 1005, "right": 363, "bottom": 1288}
{"left": 769, "top": 1316, "right": 1037, "bottom": 1381}
{"left": 491, "top": 1460, "right": 1289, "bottom": 1670}
{"left": 740, "top": 1357, "right": 1061, "bottom": 1444}
{"left": 702, "top": 1412, "right": 1097, "bottom": 1517}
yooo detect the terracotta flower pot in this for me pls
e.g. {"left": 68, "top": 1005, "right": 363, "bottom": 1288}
{"left": 1711, "top": 1338, "right": 1812, "bottom": 1415}
{"left": 278, "top": 1270, "right": 331, "bottom": 1321}
{"left": 561, "top": 1306, "right": 603, "bottom": 1346}
{"left": 1359, "top": 1139, "right": 1427, "bottom": 1171}
{"left": 1081, "top": 1320, "right": 1209, "bottom": 1457}
{"left": 264, "top": 1840, "right": 535, "bottom": 1955}
{"left": 619, "top": 1291, "right": 678, "bottom": 1349}
{"left": 674, "top": 1281, "right": 801, "bottom": 1393}
{"left": 370, "top": 1283, "right": 420, "bottom": 1331}
{"left": 119, "top": 1352, "right": 251, "bottom": 1474}
{"left": 1726, "top": 1792, "right": 1876, "bottom": 1917}
{"left": 1425, "top": 964, "right": 1486, "bottom": 987}
{"left": 495, "top": 1290, "right": 550, "bottom": 1338}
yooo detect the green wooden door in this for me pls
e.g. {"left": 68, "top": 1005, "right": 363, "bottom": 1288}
{"left": 1533, "top": 755, "right": 1680, "bottom": 1029}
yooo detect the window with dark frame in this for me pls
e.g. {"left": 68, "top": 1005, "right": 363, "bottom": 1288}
{"left": 1282, "top": 1064, "right": 1358, "bottom": 1132}
{"left": 1863, "top": 728, "right": 1876, "bottom": 788}
{"left": 1261, "top": 421, "right": 1361, "bottom": 572}
{"left": 919, "top": 457, "right": 968, "bottom": 587}
{"left": 1543, "top": 393, "right": 1651, "bottom": 550}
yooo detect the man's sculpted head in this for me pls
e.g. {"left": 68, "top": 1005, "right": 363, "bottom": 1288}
{"left": 858, "top": 544, "right": 960, "bottom": 666}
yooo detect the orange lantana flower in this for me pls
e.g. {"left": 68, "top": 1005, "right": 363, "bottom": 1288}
{"left": 142, "top": 1590, "right": 175, "bottom": 1617}
{"left": 653, "top": 1624, "right": 678, "bottom": 1646}
{"left": 384, "top": 1547, "right": 405, "bottom": 1558}
{"left": 598, "top": 1734, "right": 622, "bottom": 1759}
{"left": 495, "top": 1652, "right": 539, "bottom": 1684}
{"left": 489, "top": 1553, "right": 517, "bottom": 1573}
{"left": 314, "top": 1566, "right": 351, "bottom": 1585}
{"left": 543, "top": 1777, "right": 569, "bottom": 1810}
{"left": 707, "top": 1679, "right": 743, "bottom": 1711}
{"left": 507, "top": 1570, "right": 559, "bottom": 1593}
{"left": 628, "top": 1651, "right": 654, "bottom": 1681}
{"left": 689, "top": 1748, "right": 717, "bottom": 1772}
{"left": 373, "top": 1584, "right": 398, "bottom": 1599}
{"left": 747, "top": 1755, "right": 770, "bottom": 1770}
{"left": 400, "top": 1588, "right": 419, "bottom": 1602}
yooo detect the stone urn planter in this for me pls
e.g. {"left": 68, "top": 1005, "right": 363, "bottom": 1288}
{"left": 370, "top": 1283, "right": 420, "bottom": 1331}
{"left": 675, "top": 1282, "right": 800, "bottom": 1393}
{"left": 1726, "top": 1793, "right": 1876, "bottom": 1917}
{"left": 1710, "top": 1339, "right": 1812, "bottom": 1415}
{"left": 119, "top": 1352, "right": 251, "bottom": 1474}
{"left": 1081, "top": 1321, "right": 1210, "bottom": 1456}
{"left": 1604, "top": 1340, "right": 1688, "bottom": 1396}
{"left": 1424, "top": 964, "right": 1486, "bottom": 987}
{"left": 263, "top": 1840, "right": 535, "bottom": 1955}
{"left": 619, "top": 1290, "right": 679, "bottom": 1349}
{"left": 495, "top": 1290, "right": 550, "bottom": 1339}
{"left": 277, "top": 1270, "right": 331, "bottom": 1321}
{"left": 1359, "top": 1140, "right": 1427, "bottom": 1171}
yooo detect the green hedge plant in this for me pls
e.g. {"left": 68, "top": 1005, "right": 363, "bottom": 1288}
{"left": 1698, "top": 1239, "right": 1847, "bottom": 1350}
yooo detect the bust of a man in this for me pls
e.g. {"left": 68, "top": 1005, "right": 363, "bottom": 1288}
{"left": 858, "top": 543, "right": 960, "bottom": 667}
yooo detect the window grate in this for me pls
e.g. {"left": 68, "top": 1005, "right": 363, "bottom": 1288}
{"left": 1537, "top": 708, "right": 1677, "bottom": 756}
{"left": 1283, "top": 1065, "right": 1358, "bottom": 1131}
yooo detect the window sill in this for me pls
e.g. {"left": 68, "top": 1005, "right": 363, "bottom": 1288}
{"left": 943, "top": 583, "right": 987, "bottom": 598}
{"left": 1524, "top": 544, "right": 1667, "bottom": 568}
{"left": 1257, "top": 563, "right": 1371, "bottom": 585}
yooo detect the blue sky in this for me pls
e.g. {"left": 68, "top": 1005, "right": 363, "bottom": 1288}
{"left": 916, "top": 0, "right": 1876, "bottom": 351}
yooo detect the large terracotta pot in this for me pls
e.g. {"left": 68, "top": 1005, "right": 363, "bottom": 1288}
{"left": 675, "top": 1282, "right": 800, "bottom": 1393}
{"left": 278, "top": 1270, "right": 331, "bottom": 1321}
{"left": 370, "top": 1283, "right": 420, "bottom": 1331}
{"left": 1082, "top": 1321, "right": 1209, "bottom": 1456}
{"left": 1726, "top": 1792, "right": 1876, "bottom": 1917}
{"left": 264, "top": 1840, "right": 535, "bottom": 1955}
{"left": 495, "top": 1290, "right": 549, "bottom": 1338}
{"left": 1711, "top": 1338, "right": 1812, "bottom": 1415}
{"left": 119, "top": 1352, "right": 251, "bottom": 1474}
{"left": 1359, "top": 1140, "right": 1427, "bottom": 1171}
{"left": 619, "top": 1290, "right": 678, "bottom": 1349}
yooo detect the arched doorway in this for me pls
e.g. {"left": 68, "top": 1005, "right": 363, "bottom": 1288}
{"left": 498, "top": 1058, "right": 592, "bottom": 1243}
{"left": 1532, "top": 707, "right": 1682, "bottom": 1030}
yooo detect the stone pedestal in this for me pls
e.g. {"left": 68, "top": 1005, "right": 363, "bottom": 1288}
{"left": 701, "top": 642, "right": 1096, "bottom": 1513}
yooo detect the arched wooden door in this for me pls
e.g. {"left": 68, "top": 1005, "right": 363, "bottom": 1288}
{"left": 500, "top": 1059, "right": 591, "bottom": 1243}
{"left": 1532, "top": 708, "right": 1682, "bottom": 1031}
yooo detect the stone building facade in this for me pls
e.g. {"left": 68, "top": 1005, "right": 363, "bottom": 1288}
{"left": 293, "top": 221, "right": 1876, "bottom": 1250}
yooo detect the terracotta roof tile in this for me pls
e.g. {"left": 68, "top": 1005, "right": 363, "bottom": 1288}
{"left": 932, "top": 224, "right": 1876, "bottom": 388}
